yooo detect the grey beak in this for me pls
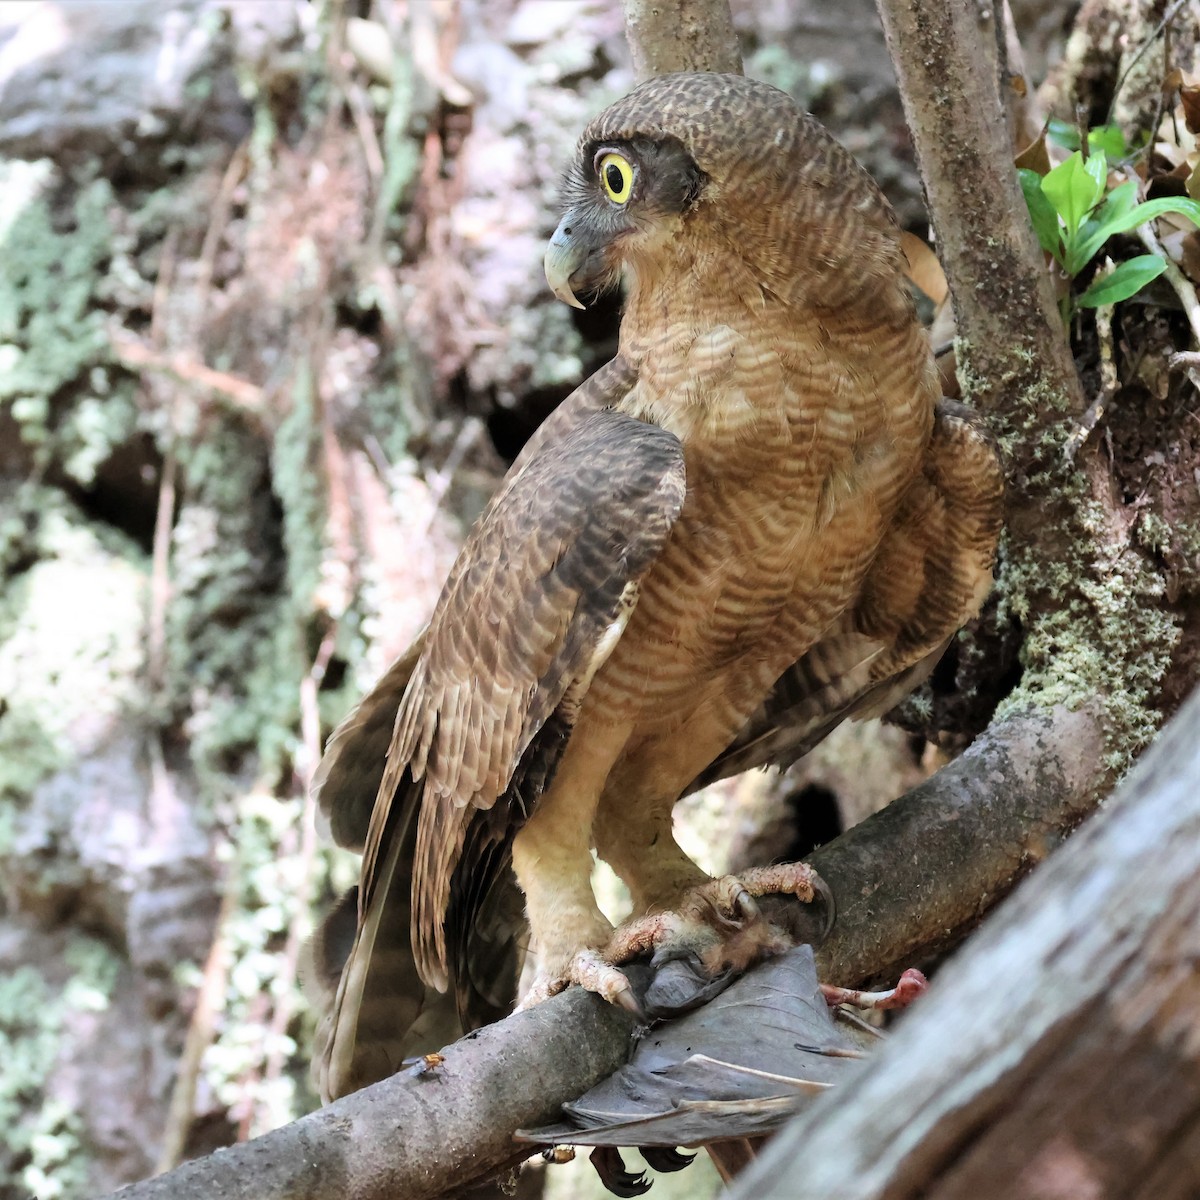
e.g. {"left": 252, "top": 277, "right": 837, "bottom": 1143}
{"left": 543, "top": 214, "right": 588, "bottom": 310}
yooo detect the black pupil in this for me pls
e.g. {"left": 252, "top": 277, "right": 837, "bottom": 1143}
{"left": 605, "top": 162, "right": 625, "bottom": 195}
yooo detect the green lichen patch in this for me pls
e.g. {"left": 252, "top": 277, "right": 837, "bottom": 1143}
{"left": 958, "top": 336, "right": 1184, "bottom": 773}
{"left": 0, "top": 489, "right": 147, "bottom": 811}
{"left": 0, "top": 164, "right": 141, "bottom": 485}
{"left": 0, "top": 935, "right": 118, "bottom": 1200}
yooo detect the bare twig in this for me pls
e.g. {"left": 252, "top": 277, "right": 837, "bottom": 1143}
{"left": 332, "top": 14, "right": 385, "bottom": 188}
{"left": 112, "top": 333, "right": 264, "bottom": 412}
{"left": 1136, "top": 220, "right": 1200, "bottom": 347}
{"left": 1170, "top": 349, "right": 1200, "bottom": 392}
{"left": 417, "top": 416, "right": 484, "bottom": 539}
{"left": 195, "top": 141, "right": 249, "bottom": 324}
{"left": 342, "top": 74, "right": 386, "bottom": 187}
{"left": 146, "top": 228, "right": 180, "bottom": 692}
{"left": 155, "top": 881, "right": 238, "bottom": 1175}
{"left": 146, "top": 142, "right": 247, "bottom": 688}
{"left": 1064, "top": 261, "right": 1120, "bottom": 461}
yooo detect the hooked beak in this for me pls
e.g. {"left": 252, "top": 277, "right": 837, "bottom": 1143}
{"left": 544, "top": 212, "right": 606, "bottom": 310}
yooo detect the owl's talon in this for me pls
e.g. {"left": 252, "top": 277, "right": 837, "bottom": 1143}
{"left": 735, "top": 862, "right": 836, "bottom": 937}
{"left": 733, "top": 887, "right": 758, "bottom": 924}
{"left": 519, "top": 947, "right": 644, "bottom": 1018}
{"left": 611, "top": 982, "right": 645, "bottom": 1018}
{"left": 811, "top": 872, "right": 837, "bottom": 938}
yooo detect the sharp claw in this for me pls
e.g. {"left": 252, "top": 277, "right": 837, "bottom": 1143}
{"left": 702, "top": 880, "right": 759, "bottom": 930}
{"left": 732, "top": 887, "right": 759, "bottom": 924}
{"left": 612, "top": 982, "right": 646, "bottom": 1019}
{"left": 811, "top": 870, "right": 837, "bottom": 939}
{"left": 589, "top": 1147, "right": 652, "bottom": 1198}
{"left": 641, "top": 1147, "right": 696, "bottom": 1173}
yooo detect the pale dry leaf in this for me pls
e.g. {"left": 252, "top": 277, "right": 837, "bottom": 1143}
{"left": 900, "top": 231, "right": 948, "bottom": 308}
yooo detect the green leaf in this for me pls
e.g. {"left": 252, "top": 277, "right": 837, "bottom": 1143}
{"left": 1095, "top": 179, "right": 1139, "bottom": 225}
{"left": 1069, "top": 218, "right": 1104, "bottom": 276}
{"left": 1046, "top": 119, "right": 1081, "bottom": 151}
{"left": 1083, "top": 149, "right": 1109, "bottom": 196}
{"left": 1042, "top": 152, "right": 1106, "bottom": 238}
{"left": 1087, "top": 126, "right": 1128, "bottom": 159}
{"left": 1074, "top": 193, "right": 1200, "bottom": 271}
{"left": 1068, "top": 184, "right": 1135, "bottom": 275}
{"left": 1107, "top": 195, "right": 1200, "bottom": 231}
{"left": 1019, "top": 168, "right": 1064, "bottom": 259}
{"left": 1076, "top": 255, "right": 1166, "bottom": 307}
{"left": 1047, "top": 121, "right": 1131, "bottom": 159}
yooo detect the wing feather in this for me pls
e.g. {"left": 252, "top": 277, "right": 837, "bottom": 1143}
{"left": 408, "top": 404, "right": 686, "bottom": 985}
{"left": 308, "top": 358, "right": 685, "bottom": 1098}
{"left": 311, "top": 637, "right": 425, "bottom": 853}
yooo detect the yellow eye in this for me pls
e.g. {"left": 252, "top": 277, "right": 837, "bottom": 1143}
{"left": 598, "top": 152, "right": 634, "bottom": 205}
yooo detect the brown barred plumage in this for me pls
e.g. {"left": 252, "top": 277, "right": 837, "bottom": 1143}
{"left": 307, "top": 72, "right": 1004, "bottom": 1102}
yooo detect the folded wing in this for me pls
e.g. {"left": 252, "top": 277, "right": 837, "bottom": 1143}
{"left": 308, "top": 360, "right": 687, "bottom": 1100}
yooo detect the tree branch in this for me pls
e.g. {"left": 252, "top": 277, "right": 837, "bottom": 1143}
{"left": 109, "top": 994, "right": 637, "bottom": 1200}
{"left": 106, "top": 704, "right": 1109, "bottom": 1200}
{"left": 620, "top": 0, "right": 742, "bottom": 78}
{"left": 811, "top": 704, "right": 1105, "bottom": 985}
{"left": 874, "top": 0, "right": 1084, "bottom": 424}
{"left": 726, "top": 683, "right": 1200, "bottom": 1200}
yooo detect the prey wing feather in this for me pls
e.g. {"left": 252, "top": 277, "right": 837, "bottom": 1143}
{"left": 691, "top": 400, "right": 1003, "bottom": 791}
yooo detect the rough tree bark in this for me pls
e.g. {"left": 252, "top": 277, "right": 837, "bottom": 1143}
{"left": 874, "top": 0, "right": 1196, "bottom": 749}
{"left": 107, "top": 995, "right": 636, "bottom": 1200}
{"left": 727, "top": 680, "right": 1200, "bottom": 1200}
{"left": 877, "top": 0, "right": 1083, "bottom": 404}
{"left": 809, "top": 705, "right": 1105, "bottom": 986}
{"left": 620, "top": 0, "right": 741, "bottom": 78}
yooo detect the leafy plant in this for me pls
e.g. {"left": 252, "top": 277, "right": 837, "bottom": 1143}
{"left": 1019, "top": 149, "right": 1200, "bottom": 316}
{"left": 1044, "top": 120, "right": 1137, "bottom": 160}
